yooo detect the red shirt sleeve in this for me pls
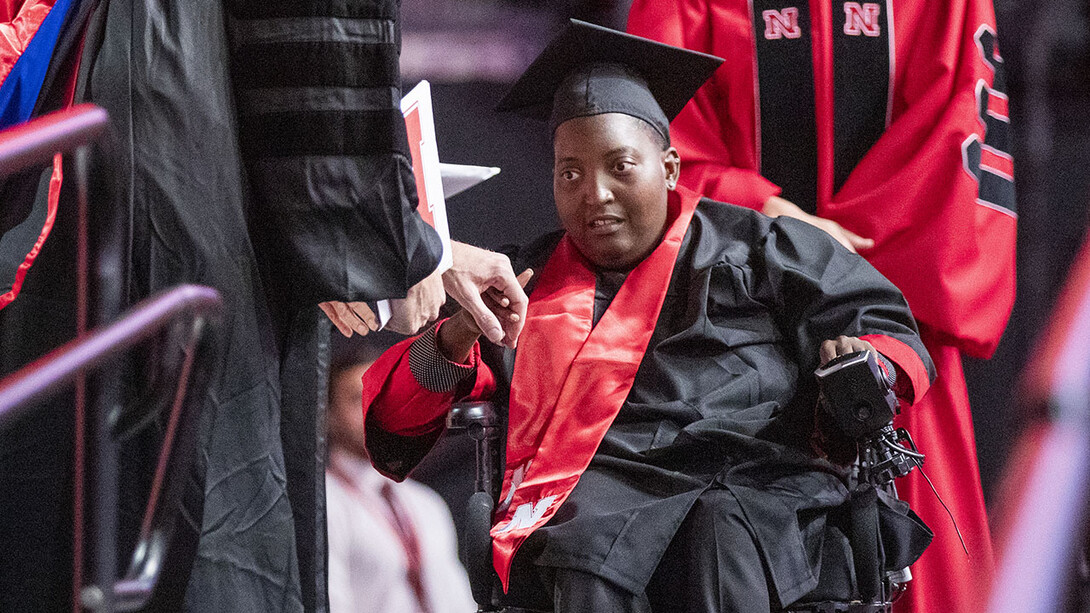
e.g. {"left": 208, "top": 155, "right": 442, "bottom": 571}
{"left": 860, "top": 334, "right": 932, "bottom": 406}
{"left": 359, "top": 319, "right": 497, "bottom": 437}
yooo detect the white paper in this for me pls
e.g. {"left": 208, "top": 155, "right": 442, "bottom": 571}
{"left": 375, "top": 81, "right": 453, "bottom": 329}
{"left": 440, "top": 163, "right": 501, "bottom": 199}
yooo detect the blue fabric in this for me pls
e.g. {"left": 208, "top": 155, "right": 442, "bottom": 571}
{"left": 0, "top": 0, "right": 74, "bottom": 130}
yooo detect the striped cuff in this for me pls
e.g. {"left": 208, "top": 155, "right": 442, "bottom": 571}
{"left": 875, "top": 353, "right": 897, "bottom": 389}
{"left": 408, "top": 321, "right": 476, "bottom": 393}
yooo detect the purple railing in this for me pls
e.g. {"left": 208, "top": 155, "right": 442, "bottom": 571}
{"left": 0, "top": 101, "right": 224, "bottom": 613}
{"left": 0, "top": 285, "right": 223, "bottom": 612}
{"left": 0, "top": 285, "right": 221, "bottom": 430}
{"left": 0, "top": 103, "right": 108, "bottom": 177}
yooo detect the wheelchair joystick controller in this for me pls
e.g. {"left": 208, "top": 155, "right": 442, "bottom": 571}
{"left": 815, "top": 350, "right": 929, "bottom": 601}
{"left": 814, "top": 350, "right": 924, "bottom": 487}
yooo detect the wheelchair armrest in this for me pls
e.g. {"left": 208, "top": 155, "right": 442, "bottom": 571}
{"left": 447, "top": 401, "right": 500, "bottom": 430}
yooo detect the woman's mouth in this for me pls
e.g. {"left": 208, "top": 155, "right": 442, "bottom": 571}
{"left": 588, "top": 216, "right": 623, "bottom": 235}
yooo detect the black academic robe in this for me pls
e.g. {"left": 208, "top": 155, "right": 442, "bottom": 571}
{"left": 363, "top": 195, "right": 934, "bottom": 608}
{"left": 0, "top": 1, "right": 440, "bottom": 612}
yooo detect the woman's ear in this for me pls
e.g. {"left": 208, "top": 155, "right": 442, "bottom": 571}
{"left": 663, "top": 147, "right": 681, "bottom": 190}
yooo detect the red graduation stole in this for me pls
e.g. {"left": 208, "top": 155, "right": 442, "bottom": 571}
{"left": 490, "top": 187, "right": 701, "bottom": 589}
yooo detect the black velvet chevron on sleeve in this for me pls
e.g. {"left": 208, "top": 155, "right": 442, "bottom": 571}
{"left": 227, "top": 0, "right": 442, "bottom": 309}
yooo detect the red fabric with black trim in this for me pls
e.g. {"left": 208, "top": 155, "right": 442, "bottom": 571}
{"left": 628, "top": 0, "right": 1015, "bottom": 359}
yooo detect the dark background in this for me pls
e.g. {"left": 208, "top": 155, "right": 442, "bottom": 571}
{"left": 401, "top": 0, "right": 1090, "bottom": 506}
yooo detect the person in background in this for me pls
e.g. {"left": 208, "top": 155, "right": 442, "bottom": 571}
{"left": 326, "top": 332, "right": 476, "bottom": 613}
{"left": 627, "top": 2, "right": 1016, "bottom": 611}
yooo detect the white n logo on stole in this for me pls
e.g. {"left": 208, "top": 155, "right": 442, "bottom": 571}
{"left": 762, "top": 9, "right": 802, "bottom": 40}
{"left": 843, "top": 2, "right": 881, "bottom": 37}
{"left": 497, "top": 496, "right": 557, "bottom": 533}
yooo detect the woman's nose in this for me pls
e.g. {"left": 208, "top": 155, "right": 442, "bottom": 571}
{"left": 583, "top": 173, "right": 613, "bottom": 205}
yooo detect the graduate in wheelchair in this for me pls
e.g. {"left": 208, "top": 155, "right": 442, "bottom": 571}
{"left": 359, "top": 21, "right": 934, "bottom": 613}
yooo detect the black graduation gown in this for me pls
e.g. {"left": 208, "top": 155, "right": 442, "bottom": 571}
{"left": 0, "top": 1, "right": 440, "bottom": 611}
{"left": 473, "top": 198, "right": 934, "bottom": 607}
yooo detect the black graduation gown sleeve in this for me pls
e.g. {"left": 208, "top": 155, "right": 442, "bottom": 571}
{"left": 227, "top": 0, "right": 443, "bottom": 310}
{"left": 225, "top": 4, "right": 444, "bottom": 612}
{"left": 757, "top": 214, "right": 934, "bottom": 383}
{"left": 750, "top": 213, "right": 935, "bottom": 448}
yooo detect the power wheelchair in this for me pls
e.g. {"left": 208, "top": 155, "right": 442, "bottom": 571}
{"left": 445, "top": 350, "right": 931, "bottom": 613}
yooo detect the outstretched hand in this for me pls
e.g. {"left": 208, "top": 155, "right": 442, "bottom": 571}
{"left": 319, "top": 271, "right": 446, "bottom": 338}
{"left": 385, "top": 269, "right": 444, "bottom": 335}
{"left": 319, "top": 301, "right": 378, "bottom": 338}
{"left": 443, "top": 241, "right": 531, "bottom": 348}
{"left": 438, "top": 267, "right": 533, "bottom": 362}
{"left": 762, "top": 196, "right": 874, "bottom": 253}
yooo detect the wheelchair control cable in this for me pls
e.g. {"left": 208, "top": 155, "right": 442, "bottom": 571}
{"left": 912, "top": 458, "right": 970, "bottom": 558}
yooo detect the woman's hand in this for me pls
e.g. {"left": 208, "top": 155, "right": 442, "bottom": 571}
{"left": 443, "top": 242, "right": 531, "bottom": 348}
{"left": 762, "top": 196, "right": 874, "bottom": 253}
{"left": 819, "top": 335, "right": 877, "bottom": 366}
{"left": 438, "top": 268, "right": 533, "bottom": 362}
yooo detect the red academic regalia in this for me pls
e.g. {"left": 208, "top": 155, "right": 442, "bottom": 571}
{"left": 361, "top": 188, "right": 935, "bottom": 610}
{"left": 0, "top": 0, "right": 77, "bottom": 311}
{"left": 628, "top": 1, "right": 1016, "bottom": 610}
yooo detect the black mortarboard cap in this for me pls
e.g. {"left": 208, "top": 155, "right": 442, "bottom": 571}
{"left": 496, "top": 19, "right": 723, "bottom": 140}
